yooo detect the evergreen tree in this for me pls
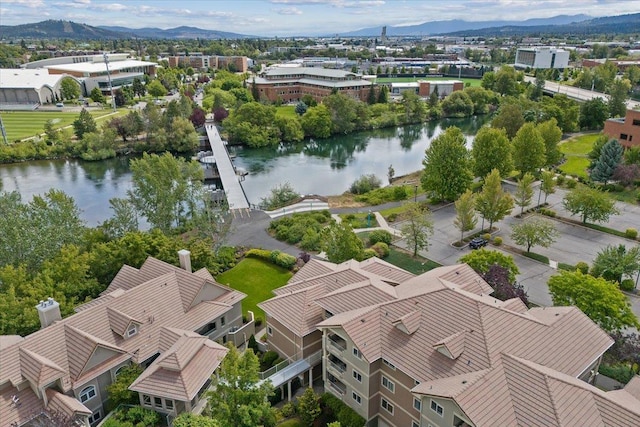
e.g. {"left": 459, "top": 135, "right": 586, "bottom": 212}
{"left": 591, "top": 138, "right": 624, "bottom": 183}
{"left": 377, "top": 85, "right": 388, "bottom": 104}
{"left": 475, "top": 169, "right": 514, "bottom": 230}
{"left": 367, "top": 85, "right": 376, "bottom": 105}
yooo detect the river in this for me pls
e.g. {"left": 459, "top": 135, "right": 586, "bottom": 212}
{"left": 0, "top": 116, "right": 490, "bottom": 226}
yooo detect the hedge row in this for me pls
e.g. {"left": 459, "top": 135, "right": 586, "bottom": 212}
{"left": 245, "top": 248, "right": 297, "bottom": 270}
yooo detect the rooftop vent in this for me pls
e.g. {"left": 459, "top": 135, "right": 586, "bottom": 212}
{"left": 36, "top": 297, "right": 61, "bottom": 329}
{"left": 178, "top": 249, "right": 192, "bottom": 272}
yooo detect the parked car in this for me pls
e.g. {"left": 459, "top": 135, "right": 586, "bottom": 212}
{"left": 55, "top": 102, "right": 64, "bottom": 107}
{"left": 469, "top": 237, "right": 488, "bottom": 250}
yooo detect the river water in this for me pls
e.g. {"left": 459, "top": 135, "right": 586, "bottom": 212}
{"left": 0, "top": 116, "right": 490, "bottom": 226}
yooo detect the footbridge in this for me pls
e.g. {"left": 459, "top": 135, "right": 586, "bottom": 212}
{"left": 204, "top": 123, "right": 250, "bottom": 217}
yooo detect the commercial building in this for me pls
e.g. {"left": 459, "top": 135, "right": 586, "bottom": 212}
{"left": 0, "top": 252, "right": 251, "bottom": 427}
{"left": 388, "top": 80, "right": 464, "bottom": 98}
{"left": 167, "top": 55, "right": 249, "bottom": 73}
{"left": 603, "top": 108, "right": 640, "bottom": 148}
{"left": 249, "top": 67, "right": 373, "bottom": 103}
{"left": 514, "top": 47, "right": 569, "bottom": 69}
{"left": 0, "top": 68, "right": 72, "bottom": 108}
{"left": 260, "top": 258, "right": 640, "bottom": 427}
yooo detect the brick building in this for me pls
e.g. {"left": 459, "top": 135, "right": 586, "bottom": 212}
{"left": 603, "top": 109, "right": 640, "bottom": 148}
{"left": 167, "top": 55, "right": 248, "bottom": 73}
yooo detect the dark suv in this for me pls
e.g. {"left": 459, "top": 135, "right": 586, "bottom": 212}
{"left": 469, "top": 237, "right": 488, "bottom": 250}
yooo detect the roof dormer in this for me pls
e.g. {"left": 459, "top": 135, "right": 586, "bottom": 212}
{"left": 392, "top": 310, "right": 421, "bottom": 335}
{"left": 433, "top": 331, "right": 466, "bottom": 360}
{"left": 107, "top": 307, "right": 142, "bottom": 338}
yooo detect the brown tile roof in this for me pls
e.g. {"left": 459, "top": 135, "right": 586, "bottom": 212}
{"left": 129, "top": 328, "right": 228, "bottom": 401}
{"left": 357, "top": 257, "right": 415, "bottom": 284}
{"left": 46, "top": 389, "right": 92, "bottom": 418}
{"left": 107, "top": 307, "right": 143, "bottom": 337}
{"left": 392, "top": 310, "right": 421, "bottom": 335}
{"left": 433, "top": 331, "right": 467, "bottom": 359}
{"left": 0, "top": 256, "right": 245, "bottom": 426}
{"left": 288, "top": 259, "right": 336, "bottom": 283}
{"left": 19, "top": 348, "right": 66, "bottom": 387}
{"left": 0, "top": 383, "right": 47, "bottom": 427}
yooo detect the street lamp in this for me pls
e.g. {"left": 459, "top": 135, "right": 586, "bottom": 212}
{"left": 367, "top": 210, "right": 372, "bottom": 227}
{"left": 103, "top": 52, "right": 116, "bottom": 111}
{"left": 414, "top": 185, "right": 418, "bottom": 203}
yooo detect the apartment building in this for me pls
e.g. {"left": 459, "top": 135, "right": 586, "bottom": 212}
{"left": 0, "top": 252, "right": 249, "bottom": 427}
{"left": 603, "top": 108, "right": 640, "bottom": 148}
{"left": 249, "top": 67, "right": 374, "bottom": 103}
{"left": 167, "top": 55, "right": 248, "bottom": 73}
{"left": 261, "top": 259, "right": 640, "bottom": 426}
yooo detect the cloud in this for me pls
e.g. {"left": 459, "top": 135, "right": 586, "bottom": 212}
{"left": 95, "top": 3, "right": 127, "bottom": 11}
{"left": 1, "top": 0, "right": 44, "bottom": 8}
{"left": 277, "top": 6, "right": 303, "bottom": 14}
{"left": 73, "top": 0, "right": 90, "bottom": 4}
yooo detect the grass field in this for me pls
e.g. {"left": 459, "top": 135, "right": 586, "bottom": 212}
{"left": 215, "top": 257, "right": 293, "bottom": 321}
{"left": 558, "top": 134, "right": 599, "bottom": 178}
{"left": 276, "top": 105, "right": 298, "bottom": 119}
{"left": 385, "top": 247, "right": 441, "bottom": 275}
{"left": 375, "top": 76, "right": 482, "bottom": 87}
{"left": 2, "top": 110, "right": 121, "bottom": 142}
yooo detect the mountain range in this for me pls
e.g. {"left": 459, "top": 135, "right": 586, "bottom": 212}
{"left": 1, "top": 14, "right": 638, "bottom": 40}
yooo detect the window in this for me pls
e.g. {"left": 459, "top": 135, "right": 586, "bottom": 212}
{"left": 352, "top": 369, "right": 362, "bottom": 382}
{"left": 88, "top": 410, "right": 101, "bottom": 425}
{"left": 126, "top": 324, "right": 138, "bottom": 337}
{"left": 142, "top": 395, "right": 151, "bottom": 406}
{"left": 381, "top": 398, "right": 394, "bottom": 414}
{"left": 267, "top": 326, "right": 273, "bottom": 336}
{"left": 430, "top": 399, "right": 444, "bottom": 417}
{"left": 209, "top": 321, "right": 217, "bottom": 331}
{"left": 412, "top": 422, "right": 420, "bottom": 427}
{"left": 632, "top": 119, "right": 640, "bottom": 126}
{"left": 114, "top": 365, "right": 127, "bottom": 378}
{"left": 166, "top": 399, "right": 174, "bottom": 410}
{"left": 382, "top": 375, "right": 395, "bottom": 393}
{"left": 413, "top": 398, "right": 421, "bottom": 411}
{"left": 353, "top": 347, "right": 362, "bottom": 359}
{"left": 352, "top": 391, "right": 362, "bottom": 404}
{"left": 154, "top": 396, "right": 162, "bottom": 408}
{"left": 221, "top": 316, "right": 226, "bottom": 326}
{"left": 621, "top": 133, "right": 629, "bottom": 140}
{"left": 383, "top": 359, "right": 396, "bottom": 370}
{"left": 79, "top": 386, "right": 96, "bottom": 403}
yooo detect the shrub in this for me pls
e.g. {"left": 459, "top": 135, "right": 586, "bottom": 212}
{"left": 482, "top": 233, "right": 491, "bottom": 241}
{"left": 270, "top": 250, "right": 297, "bottom": 269}
{"left": 320, "top": 393, "right": 365, "bottom": 427}
{"left": 255, "top": 317, "right": 263, "bottom": 328}
{"left": 493, "top": 236, "right": 503, "bottom": 246}
{"left": 386, "top": 213, "right": 398, "bottom": 222}
{"left": 362, "top": 248, "right": 377, "bottom": 259}
{"left": 625, "top": 228, "right": 638, "bottom": 239}
{"left": 281, "top": 402, "right": 296, "bottom": 418}
{"left": 620, "top": 279, "right": 635, "bottom": 292}
{"left": 598, "top": 363, "right": 635, "bottom": 384}
{"left": 556, "top": 174, "right": 565, "bottom": 185}
{"left": 371, "top": 242, "right": 390, "bottom": 258}
{"left": 350, "top": 174, "right": 382, "bottom": 194}
{"left": 393, "top": 186, "right": 407, "bottom": 200}
{"left": 565, "top": 178, "right": 577, "bottom": 188}
{"left": 539, "top": 208, "right": 557, "bottom": 217}
{"left": 261, "top": 350, "right": 280, "bottom": 370}
{"left": 575, "top": 261, "right": 589, "bottom": 274}
{"left": 368, "top": 229, "right": 393, "bottom": 245}
{"left": 300, "top": 229, "right": 322, "bottom": 251}
{"left": 261, "top": 182, "right": 300, "bottom": 210}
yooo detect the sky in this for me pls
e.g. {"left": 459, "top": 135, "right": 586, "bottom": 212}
{"left": 1, "top": 0, "right": 639, "bottom": 36}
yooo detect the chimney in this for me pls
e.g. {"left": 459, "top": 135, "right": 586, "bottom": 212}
{"left": 36, "top": 298, "right": 61, "bottom": 329}
{"left": 178, "top": 249, "right": 192, "bottom": 273}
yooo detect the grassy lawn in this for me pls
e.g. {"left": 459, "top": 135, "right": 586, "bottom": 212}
{"left": 339, "top": 212, "right": 378, "bottom": 229}
{"left": 375, "top": 76, "right": 482, "bottom": 87}
{"left": 2, "top": 109, "right": 121, "bottom": 141}
{"left": 558, "top": 133, "right": 599, "bottom": 178}
{"left": 277, "top": 418, "right": 304, "bottom": 427}
{"left": 385, "top": 246, "right": 441, "bottom": 274}
{"left": 215, "top": 257, "right": 293, "bottom": 321}
{"left": 276, "top": 105, "right": 298, "bottom": 119}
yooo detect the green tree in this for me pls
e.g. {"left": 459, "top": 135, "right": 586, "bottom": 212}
{"left": 514, "top": 172, "right": 535, "bottom": 216}
{"left": 548, "top": 270, "right": 639, "bottom": 333}
{"left": 377, "top": 85, "right": 389, "bottom": 104}
{"left": 512, "top": 122, "right": 546, "bottom": 175}
{"left": 441, "top": 91, "right": 474, "bottom": 117}
{"left": 128, "top": 153, "right": 204, "bottom": 233}
{"left": 400, "top": 91, "right": 427, "bottom": 123}
{"left": 400, "top": 202, "right": 434, "bottom": 256}
{"left": 579, "top": 97, "right": 609, "bottom": 130}
{"left": 301, "top": 105, "right": 332, "bottom": 138}
{"left": 101, "top": 197, "right": 139, "bottom": 239}
{"left": 563, "top": 185, "right": 619, "bottom": 224}
{"left": 539, "top": 170, "right": 556, "bottom": 204}
{"left": 591, "top": 244, "right": 640, "bottom": 285}
{"left": 588, "top": 134, "right": 609, "bottom": 168}
{"left": 132, "top": 77, "right": 146, "bottom": 98}
{"left": 90, "top": 87, "right": 106, "bottom": 104}
{"left": 491, "top": 102, "right": 524, "bottom": 139}
{"left": 454, "top": 189, "right": 477, "bottom": 244}
{"left": 43, "top": 119, "right": 60, "bottom": 145}
{"left": 608, "top": 78, "right": 631, "bottom": 118}
{"left": 260, "top": 182, "right": 299, "bottom": 210}
{"left": 72, "top": 108, "right": 97, "bottom": 140}
{"left": 295, "top": 101, "right": 308, "bottom": 116}
{"left": 494, "top": 66, "right": 520, "bottom": 96}
{"left": 297, "top": 388, "right": 321, "bottom": 427}
{"left": 173, "top": 413, "right": 221, "bottom": 427}
{"left": 591, "top": 138, "right": 624, "bottom": 183}
{"left": 208, "top": 346, "right": 276, "bottom": 427}
{"left": 475, "top": 169, "right": 514, "bottom": 230}
{"left": 536, "top": 119, "right": 563, "bottom": 167}
{"left": 106, "top": 364, "right": 143, "bottom": 406}
{"left": 420, "top": 126, "right": 473, "bottom": 202}
{"left": 472, "top": 127, "right": 513, "bottom": 179}
{"left": 459, "top": 249, "right": 520, "bottom": 283}
{"left": 275, "top": 115, "right": 304, "bottom": 143}
{"left": 510, "top": 217, "right": 558, "bottom": 252}
{"left": 464, "top": 86, "right": 494, "bottom": 114}
{"left": 224, "top": 102, "right": 280, "bottom": 147}
{"left": 324, "top": 93, "right": 359, "bottom": 134}
{"left": 60, "top": 77, "right": 80, "bottom": 100}
{"left": 321, "top": 222, "right": 364, "bottom": 263}
{"left": 147, "top": 79, "right": 168, "bottom": 99}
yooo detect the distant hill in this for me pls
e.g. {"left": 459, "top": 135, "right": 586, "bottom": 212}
{"left": 339, "top": 14, "right": 590, "bottom": 37}
{"left": 443, "top": 13, "right": 640, "bottom": 37}
{"left": 0, "top": 20, "right": 128, "bottom": 40}
{"left": 99, "top": 25, "right": 257, "bottom": 39}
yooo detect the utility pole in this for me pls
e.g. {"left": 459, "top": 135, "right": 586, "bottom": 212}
{"left": 103, "top": 52, "right": 116, "bottom": 111}
{"left": 0, "top": 114, "right": 8, "bottom": 145}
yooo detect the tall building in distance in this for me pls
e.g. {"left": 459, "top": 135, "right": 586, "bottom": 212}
{"left": 514, "top": 47, "right": 569, "bottom": 69}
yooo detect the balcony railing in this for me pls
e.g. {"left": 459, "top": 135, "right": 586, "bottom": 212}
{"left": 328, "top": 379, "right": 347, "bottom": 395}
{"left": 328, "top": 360, "right": 346, "bottom": 374}
{"left": 328, "top": 335, "right": 346, "bottom": 352}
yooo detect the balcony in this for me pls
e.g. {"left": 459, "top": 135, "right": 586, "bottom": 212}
{"left": 327, "top": 373, "right": 347, "bottom": 396}
{"left": 327, "top": 354, "right": 347, "bottom": 377}
{"left": 328, "top": 334, "right": 347, "bottom": 354}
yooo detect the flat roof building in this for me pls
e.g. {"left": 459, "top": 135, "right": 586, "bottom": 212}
{"left": 515, "top": 47, "right": 569, "bottom": 69}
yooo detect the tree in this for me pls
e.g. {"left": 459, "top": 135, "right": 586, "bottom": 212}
{"left": 482, "top": 264, "right": 529, "bottom": 306}
{"left": 421, "top": 126, "right": 473, "bottom": 202}
{"left": 189, "top": 106, "right": 207, "bottom": 128}
{"left": 591, "top": 138, "right": 624, "bottom": 183}
{"left": 608, "top": 78, "right": 631, "bottom": 118}
{"left": 563, "top": 186, "right": 619, "bottom": 224}
{"left": 471, "top": 126, "right": 513, "bottom": 179}
{"left": 492, "top": 102, "right": 524, "bottom": 139}
{"left": 60, "top": 77, "right": 80, "bottom": 100}
{"left": 321, "top": 222, "right": 364, "bottom": 263}
{"left": 441, "top": 91, "right": 474, "bottom": 117}
{"left": 297, "top": 388, "right": 321, "bottom": 427}
{"left": 147, "top": 79, "right": 168, "bottom": 98}
{"left": 72, "top": 108, "right": 97, "bottom": 140}
{"left": 579, "top": 97, "right": 609, "bottom": 130}
{"left": 514, "top": 172, "right": 535, "bottom": 216}
{"left": 90, "top": 87, "right": 106, "bottom": 104}
{"left": 510, "top": 217, "right": 558, "bottom": 252}
{"left": 324, "top": 93, "right": 359, "bottom": 134}
{"left": 132, "top": 77, "right": 146, "bottom": 98}
{"left": 127, "top": 153, "right": 204, "bottom": 233}
{"left": 295, "top": 101, "right": 308, "bottom": 116}
{"left": 548, "top": 270, "right": 639, "bottom": 333}
{"left": 459, "top": 249, "right": 520, "bottom": 283}
{"left": 224, "top": 102, "right": 280, "bottom": 147}
{"left": 454, "top": 189, "right": 477, "bottom": 244}
{"left": 106, "top": 364, "right": 143, "bottom": 406}
{"left": 588, "top": 134, "right": 609, "bottom": 168}
{"left": 539, "top": 170, "right": 556, "bottom": 204}
{"left": 260, "top": 182, "right": 299, "bottom": 210}
{"left": 301, "top": 104, "right": 332, "bottom": 138}
{"left": 113, "top": 88, "right": 126, "bottom": 107}
{"left": 173, "top": 414, "right": 220, "bottom": 427}
{"left": 275, "top": 115, "right": 304, "bottom": 143}
{"left": 101, "top": 197, "right": 138, "bottom": 239}
{"left": 400, "top": 202, "right": 434, "bottom": 256}
{"left": 43, "top": 119, "right": 60, "bottom": 145}
{"left": 512, "top": 122, "right": 546, "bottom": 175}
{"left": 591, "top": 244, "right": 640, "bottom": 285}
{"left": 536, "top": 119, "right": 563, "bottom": 167}
{"left": 475, "top": 169, "right": 514, "bottom": 230}
{"left": 207, "top": 346, "right": 276, "bottom": 427}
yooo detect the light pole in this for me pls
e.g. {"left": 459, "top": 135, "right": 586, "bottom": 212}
{"left": 103, "top": 52, "right": 116, "bottom": 111}
{"left": 414, "top": 185, "right": 418, "bottom": 203}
